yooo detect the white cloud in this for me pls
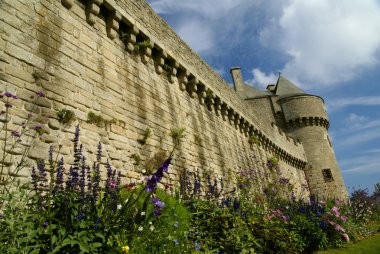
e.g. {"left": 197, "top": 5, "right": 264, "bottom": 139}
{"left": 337, "top": 126, "right": 380, "bottom": 147}
{"left": 345, "top": 113, "right": 369, "bottom": 125}
{"left": 260, "top": 0, "right": 380, "bottom": 87}
{"left": 327, "top": 96, "right": 380, "bottom": 112}
{"left": 148, "top": 0, "right": 380, "bottom": 88}
{"left": 176, "top": 20, "right": 214, "bottom": 53}
{"left": 340, "top": 151, "right": 380, "bottom": 174}
{"left": 246, "top": 68, "right": 277, "bottom": 89}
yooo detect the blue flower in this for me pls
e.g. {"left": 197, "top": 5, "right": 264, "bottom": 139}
{"left": 195, "top": 241, "right": 201, "bottom": 251}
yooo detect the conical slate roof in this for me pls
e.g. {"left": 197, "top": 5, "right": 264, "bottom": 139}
{"left": 237, "top": 84, "right": 269, "bottom": 99}
{"left": 275, "top": 76, "right": 306, "bottom": 98}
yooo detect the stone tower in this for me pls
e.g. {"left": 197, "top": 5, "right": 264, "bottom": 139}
{"left": 276, "top": 76, "right": 348, "bottom": 200}
{"left": 231, "top": 68, "right": 348, "bottom": 200}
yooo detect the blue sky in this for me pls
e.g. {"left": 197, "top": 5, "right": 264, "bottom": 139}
{"left": 146, "top": 0, "right": 380, "bottom": 194}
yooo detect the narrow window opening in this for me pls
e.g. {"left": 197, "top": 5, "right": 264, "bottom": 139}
{"left": 322, "top": 169, "right": 334, "bottom": 182}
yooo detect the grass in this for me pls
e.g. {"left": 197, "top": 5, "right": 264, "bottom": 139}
{"left": 317, "top": 233, "right": 380, "bottom": 254}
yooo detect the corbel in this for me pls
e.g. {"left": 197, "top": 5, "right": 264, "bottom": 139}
{"left": 178, "top": 68, "right": 189, "bottom": 91}
{"left": 205, "top": 89, "right": 215, "bottom": 112}
{"left": 227, "top": 108, "right": 235, "bottom": 125}
{"left": 61, "top": 0, "right": 74, "bottom": 9}
{"left": 167, "top": 60, "right": 179, "bottom": 83}
{"left": 86, "top": 0, "right": 103, "bottom": 26}
{"left": 239, "top": 117, "right": 245, "bottom": 133}
{"left": 197, "top": 84, "right": 206, "bottom": 105}
{"left": 244, "top": 122, "right": 250, "bottom": 136}
{"left": 221, "top": 103, "right": 228, "bottom": 121}
{"left": 214, "top": 97, "right": 222, "bottom": 116}
{"left": 154, "top": 50, "right": 167, "bottom": 74}
{"left": 124, "top": 25, "right": 139, "bottom": 53}
{"left": 186, "top": 76, "right": 198, "bottom": 98}
{"left": 107, "top": 10, "right": 122, "bottom": 40}
{"left": 141, "top": 40, "right": 154, "bottom": 64}
{"left": 233, "top": 113, "right": 240, "bottom": 129}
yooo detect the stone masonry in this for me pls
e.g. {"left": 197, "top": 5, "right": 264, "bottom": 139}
{"left": 0, "top": 0, "right": 347, "bottom": 200}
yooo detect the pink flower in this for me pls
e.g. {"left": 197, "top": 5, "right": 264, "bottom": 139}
{"left": 108, "top": 181, "right": 117, "bottom": 188}
{"left": 335, "top": 200, "right": 342, "bottom": 206}
{"left": 342, "top": 233, "right": 350, "bottom": 242}
{"left": 328, "top": 220, "right": 335, "bottom": 226}
{"left": 335, "top": 224, "right": 346, "bottom": 233}
{"left": 341, "top": 215, "right": 347, "bottom": 223}
{"left": 331, "top": 206, "right": 340, "bottom": 217}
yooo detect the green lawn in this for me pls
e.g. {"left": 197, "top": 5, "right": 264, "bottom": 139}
{"left": 317, "top": 233, "right": 380, "bottom": 254}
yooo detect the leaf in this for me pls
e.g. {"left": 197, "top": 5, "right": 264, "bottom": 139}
{"left": 59, "top": 227, "right": 67, "bottom": 237}
{"left": 79, "top": 242, "right": 90, "bottom": 253}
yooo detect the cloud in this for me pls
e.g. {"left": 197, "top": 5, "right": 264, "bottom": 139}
{"left": 340, "top": 151, "right": 380, "bottom": 174}
{"left": 176, "top": 20, "right": 214, "bottom": 53}
{"left": 345, "top": 113, "right": 368, "bottom": 123}
{"left": 337, "top": 126, "right": 380, "bottom": 147}
{"left": 148, "top": 0, "right": 380, "bottom": 88}
{"left": 326, "top": 96, "right": 380, "bottom": 112}
{"left": 246, "top": 68, "right": 277, "bottom": 88}
{"left": 259, "top": 0, "right": 380, "bottom": 88}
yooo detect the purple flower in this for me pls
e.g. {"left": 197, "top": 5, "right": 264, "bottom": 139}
{"left": 145, "top": 157, "right": 172, "bottom": 193}
{"left": 36, "top": 91, "right": 45, "bottom": 97}
{"left": 152, "top": 197, "right": 165, "bottom": 209}
{"left": 152, "top": 197, "right": 165, "bottom": 216}
{"left": 42, "top": 221, "right": 49, "bottom": 228}
{"left": 279, "top": 177, "right": 289, "bottom": 185}
{"left": 341, "top": 215, "right": 347, "bottom": 223}
{"left": 4, "top": 91, "right": 14, "bottom": 98}
{"left": 33, "top": 124, "right": 42, "bottom": 131}
{"left": 160, "top": 158, "right": 172, "bottom": 173}
{"left": 11, "top": 131, "right": 21, "bottom": 137}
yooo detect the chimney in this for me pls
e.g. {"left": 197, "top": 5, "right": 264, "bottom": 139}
{"left": 230, "top": 67, "right": 244, "bottom": 92}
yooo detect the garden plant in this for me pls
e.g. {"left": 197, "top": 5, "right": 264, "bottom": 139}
{"left": 0, "top": 88, "right": 379, "bottom": 253}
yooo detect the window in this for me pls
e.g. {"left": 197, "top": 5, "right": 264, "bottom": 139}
{"left": 322, "top": 169, "right": 334, "bottom": 182}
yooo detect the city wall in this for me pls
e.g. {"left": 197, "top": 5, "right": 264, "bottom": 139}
{"left": 0, "top": 0, "right": 310, "bottom": 197}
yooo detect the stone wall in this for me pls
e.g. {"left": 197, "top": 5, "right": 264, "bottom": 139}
{"left": 0, "top": 0, "right": 310, "bottom": 197}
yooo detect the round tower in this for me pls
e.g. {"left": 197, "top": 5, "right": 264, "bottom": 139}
{"left": 280, "top": 94, "right": 348, "bottom": 200}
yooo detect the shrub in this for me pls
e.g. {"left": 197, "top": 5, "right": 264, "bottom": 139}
{"left": 56, "top": 108, "right": 76, "bottom": 124}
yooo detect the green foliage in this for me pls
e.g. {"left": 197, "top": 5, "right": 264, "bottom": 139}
{"left": 131, "top": 153, "right": 142, "bottom": 166}
{"left": 56, "top": 108, "right": 76, "bottom": 124}
{"left": 188, "top": 199, "right": 259, "bottom": 253}
{"left": 137, "top": 128, "right": 152, "bottom": 145}
{"left": 128, "top": 188, "right": 192, "bottom": 253}
{"left": 162, "top": 64, "right": 172, "bottom": 72}
{"left": 268, "top": 156, "right": 279, "bottom": 167}
{"left": 87, "top": 111, "right": 115, "bottom": 128}
{"left": 170, "top": 127, "right": 186, "bottom": 144}
{"left": 134, "top": 40, "right": 150, "bottom": 53}
{"left": 248, "top": 135, "right": 260, "bottom": 146}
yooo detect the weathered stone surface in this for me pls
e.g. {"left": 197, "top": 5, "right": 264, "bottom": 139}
{"left": 0, "top": 0, "right": 348, "bottom": 200}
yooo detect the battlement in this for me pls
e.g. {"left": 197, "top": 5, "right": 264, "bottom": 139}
{"left": 58, "top": 0, "right": 307, "bottom": 168}
{"left": 0, "top": 0, "right": 347, "bottom": 199}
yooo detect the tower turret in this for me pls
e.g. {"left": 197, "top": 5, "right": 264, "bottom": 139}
{"left": 276, "top": 76, "right": 348, "bottom": 200}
